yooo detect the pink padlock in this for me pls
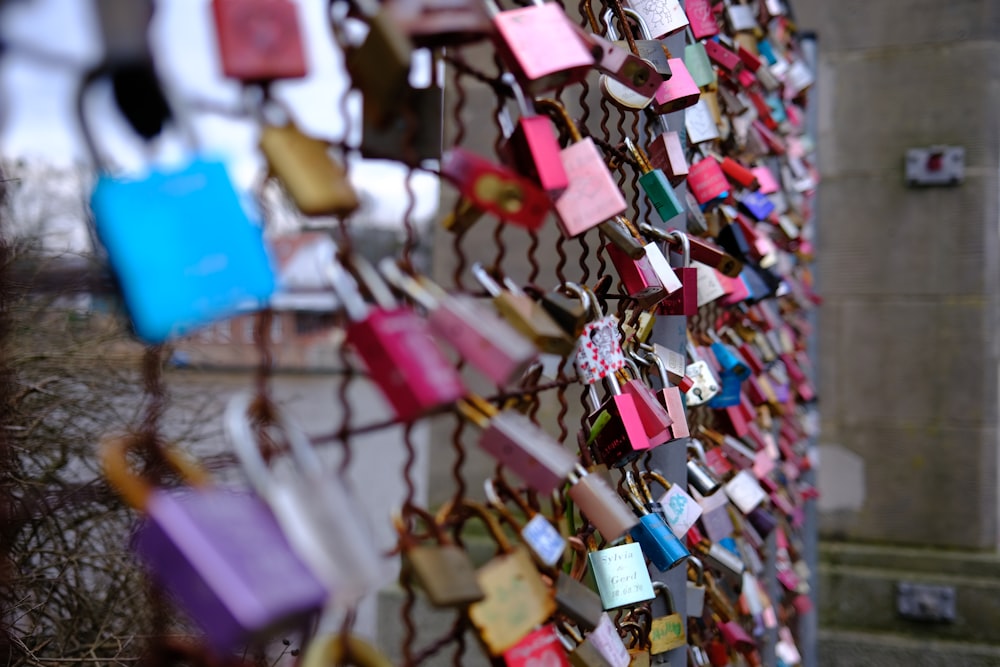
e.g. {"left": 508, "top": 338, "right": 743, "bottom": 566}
{"left": 652, "top": 58, "right": 701, "bottom": 113}
{"left": 688, "top": 157, "right": 730, "bottom": 206}
{"left": 685, "top": 0, "right": 720, "bottom": 39}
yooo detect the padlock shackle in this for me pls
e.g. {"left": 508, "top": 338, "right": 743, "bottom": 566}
{"left": 350, "top": 253, "right": 398, "bottom": 310}
{"left": 394, "top": 501, "right": 453, "bottom": 547}
{"left": 326, "top": 259, "right": 370, "bottom": 321}
{"left": 534, "top": 98, "right": 584, "bottom": 144}
{"left": 225, "top": 391, "right": 326, "bottom": 500}
{"left": 622, "top": 470, "right": 649, "bottom": 516}
{"left": 470, "top": 262, "right": 504, "bottom": 297}
{"left": 377, "top": 258, "right": 439, "bottom": 311}
{"left": 483, "top": 478, "right": 525, "bottom": 532}
{"left": 100, "top": 434, "right": 212, "bottom": 512}
{"left": 687, "top": 555, "right": 705, "bottom": 585}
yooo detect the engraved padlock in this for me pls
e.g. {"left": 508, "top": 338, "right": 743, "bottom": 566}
{"left": 626, "top": 0, "right": 689, "bottom": 39}
{"left": 497, "top": 73, "right": 570, "bottom": 198}
{"left": 577, "top": 24, "right": 662, "bottom": 101}
{"left": 602, "top": 8, "right": 673, "bottom": 76}
{"left": 485, "top": 0, "right": 596, "bottom": 93}
{"left": 588, "top": 541, "right": 656, "bottom": 610}
{"left": 327, "top": 256, "right": 466, "bottom": 421}
{"left": 226, "top": 393, "right": 390, "bottom": 605}
{"left": 535, "top": 99, "right": 627, "bottom": 237}
{"left": 379, "top": 259, "right": 538, "bottom": 387}
{"left": 440, "top": 147, "right": 552, "bottom": 230}
{"left": 101, "top": 435, "right": 327, "bottom": 652}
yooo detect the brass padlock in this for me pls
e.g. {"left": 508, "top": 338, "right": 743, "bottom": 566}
{"left": 394, "top": 504, "right": 485, "bottom": 608}
{"left": 650, "top": 582, "right": 686, "bottom": 655}
{"left": 438, "top": 500, "right": 557, "bottom": 656}
{"left": 259, "top": 121, "right": 360, "bottom": 217}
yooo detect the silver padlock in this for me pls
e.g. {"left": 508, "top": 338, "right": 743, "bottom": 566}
{"left": 686, "top": 556, "right": 706, "bottom": 617}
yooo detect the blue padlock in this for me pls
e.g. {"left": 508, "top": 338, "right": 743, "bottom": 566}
{"left": 91, "top": 159, "right": 276, "bottom": 343}
{"left": 624, "top": 472, "right": 690, "bottom": 572}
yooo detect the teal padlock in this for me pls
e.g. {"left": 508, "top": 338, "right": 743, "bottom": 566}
{"left": 624, "top": 137, "right": 684, "bottom": 224}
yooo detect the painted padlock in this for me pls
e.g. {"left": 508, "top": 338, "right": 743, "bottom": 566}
{"left": 328, "top": 256, "right": 466, "bottom": 421}
{"left": 101, "top": 435, "right": 327, "bottom": 653}
{"left": 440, "top": 147, "right": 551, "bottom": 230}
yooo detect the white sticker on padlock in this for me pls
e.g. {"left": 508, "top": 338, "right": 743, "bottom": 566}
{"left": 658, "top": 484, "right": 703, "bottom": 538}
{"left": 643, "top": 243, "right": 683, "bottom": 294}
{"left": 521, "top": 514, "right": 566, "bottom": 568}
{"left": 574, "top": 316, "right": 626, "bottom": 384}
{"left": 589, "top": 613, "right": 631, "bottom": 667}
{"left": 692, "top": 260, "right": 726, "bottom": 306}
{"left": 725, "top": 470, "right": 767, "bottom": 514}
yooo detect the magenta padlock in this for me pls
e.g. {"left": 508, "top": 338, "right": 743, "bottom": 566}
{"left": 497, "top": 73, "right": 570, "bottom": 199}
{"left": 704, "top": 38, "right": 743, "bottom": 75}
{"left": 653, "top": 229, "right": 699, "bottom": 317}
{"left": 688, "top": 157, "right": 730, "bottom": 206}
{"left": 329, "top": 257, "right": 466, "bottom": 422}
{"left": 459, "top": 395, "right": 578, "bottom": 495}
{"left": 685, "top": 0, "right": 719, "bottom": 39}
{"left": 536, "top": 99, "right": 627, "bottom": 237}
{"left": 101, "top": 436, "right": 327, "bottom": 653}
{"left": 652, "top": 58, "right": 701, "bottom": 113}
{"left": 719, "top": 620, "right": 756, "bottom": 655}
{"left": 587, "top": 376, "right": 651, "bottom": 467}
{"left": 606, "top": 242, "right": 667, "bottom": 308}
{"left": 619, "top": 359, "right": 673, "bottom": 448}
{"left": 379, "top": 259, "right": 538, "bottom": 387}
{"left": 486, "top": 0, "right": 596, "bottom": 93}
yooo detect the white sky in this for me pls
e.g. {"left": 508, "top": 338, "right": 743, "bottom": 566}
{"left": 0, "top": 0, "right": 440, "bottom": 229}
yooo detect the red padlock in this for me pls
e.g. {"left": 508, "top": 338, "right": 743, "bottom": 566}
{"left": 497, "top": 74, "right": 570, "bottom": 198}
{"left": 686, "top": 0, "right": 720, "bottom": 40}
{"left": 440, "top": 147, "right": 552, "bottom": 230}
{"left": 212, "top": 0, "right": 307, "bottom": 82}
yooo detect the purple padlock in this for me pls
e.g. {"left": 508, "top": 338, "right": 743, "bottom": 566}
{"left": 102, "top": 436, "right": 327, "bottom": 653}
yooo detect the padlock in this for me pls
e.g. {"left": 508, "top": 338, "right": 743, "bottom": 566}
{"left": 386, "top": 0, "right": 492, "bottom": 46}
{"left": 226, "top": 393, "right": 390, "bottom": 604}
{"left": 642, "top": 349, "right": 691, "bottom": 441}
{"left": 472, "top": 263, "right": 575, "bottom": 355}
{"left": 605, "top": 244, "right": 668, "bottom": 310}
{"left": 645, "top": 113, "right": 689, "bottom": 186}
{"left": 560, "top": 617, "right": 631, "bottom": 667}
{"left": 684, "top": 37, "right": 717, "bottom": 89}
{"left": 554, "top": 573, "right": 606, "bottom": 632}
{"left": 723, "top": 0, "right": 758, "bottom": 33}
{"left": 629, "top": 228, "right": 695, "bottom": 317}
{"left": 625, "top": 472, "right": 690, "bottom": 572}
{"left": 685, "top": 345, "right": 721, "bottom": 407}
{"left": 697, "top": 539, "right": 746, "bottom": 582}
{"left": 485, "top": 477, "right": 566, "bottom": 568}
{"left": 586, "top": 377, "right": 650, "bottom": 467}
{"left": 600, "top": 216, "right": 647, "bottom": 261}
{"left": 393, "top": 504, "right": 485, "bottom": 608}
{"left": 458, "top": 394, "right": 578, "bottom": 495}
{"left": 440, "top": 147, "right": 551, "bottom": 230}
{"left": 504, "top": 625, "right": 572, "bottom": 667}
{"left": 642, "top": 470, "right": 702, "bottom": 539}
{"left": 724, "top": 470, "right": 767, "bottom": 515}
{"left": 685, "top": 96, "right": 722, "bottom": 144}
{"left": 620, "top": 619, "right": 651, "bottom": 667}
{"left": 687, "top": 156, "right": 730, "bottom": 207}
{"left": 379, "top": 259, "right": 538, "bottom": 386}
{"left": 579, "top": 26, "right": 662, "bottom": 102}
{"left": 685, "top": 0, "right": 720, "bottom": 40}
{"left": 211, "top": 0, "right": 307, "bottom": 81}
{"left": 618, "top": 361, "right": 673, "bottom": 448}
{"left": 299, "top": 633, "right": 395, "bottom": 667}
{"left": 588, "top": 541, "right": 656, "bottom": 610}
{"left": 599, "top": 8, "right": 672, "bottom": 111}
{"left": 486, "top": 0, "right": 596, "bottom": 93}
{"left": 687, "top": 556, "right": 707, "bottom": 617}
{"left": 574, "top": 298, "right": 628, "bottom": 385}
{"left": 101, "top": 435, "right": 327, "bottom": 652}
{"left": 719, "top": 156, "right": 759, "bottom": 190}
{"left": 568, "top": 465, "right": 641, "bottom": 541}
{"left": 651, "top": 54, "right": 701, "bottom": 113}
{"left": 83, "top": 82, "right": 276, "bottom": 343}
{"left": 442, "top": 500, "right": 557, "bottom": 656}
{"left": 624, "top": 137, "right": 684, "bottom": 224}
{"left": 687, "top": 443, "right": 722, "bottom": 496}
{"left": 626, "top": 0, "right": 689, "bottom": 39}
{"left": 343, "top": 3, "right": 413, "bottom": 129}
{"left": 704, "top": 38, "right": 743, "bottom": 75}
{"left": 558, "top": 624, "right": 615, "bottom": 667}
{"left": 649, "top": 582, "right": 686, "bottom": 655}
{"left": 328, "top": 256, "right": 466, "bottom": 421}
{"left": 259, "top": 119, "right": 360, "bottom": 217}
{"left": 360, "top": 84, "right": 443, "bottom": 165}
{"left": 535, "top": 99, "right": 627, "bottom": 237}
{"left": 535, "top": 281, "right": 593, "bottom": 338}
{"left": 497, "top": 73, "right": 571, "bottom": 198}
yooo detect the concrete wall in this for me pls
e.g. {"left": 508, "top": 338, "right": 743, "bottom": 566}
{"left": 793, "top": 1, "right": 1000, "bottom": 548}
